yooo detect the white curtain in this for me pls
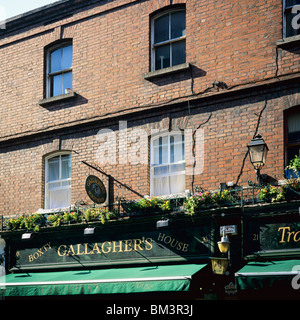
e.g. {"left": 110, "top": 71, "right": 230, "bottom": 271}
{"left": 46, "top": 154, "right": 71, "bottom": 209}
{"left": 151, "top": 133, "right": 185, "bottom": 196}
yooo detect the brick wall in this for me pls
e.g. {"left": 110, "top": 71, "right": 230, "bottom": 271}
{"left": 0, "top": 0, "right": 299, "bottom": 141}
{"left": 1, "top": 84, "right": 299, "bottom": 215}
{"left": 1, "top": 0, "right": 300, "bottom": 215}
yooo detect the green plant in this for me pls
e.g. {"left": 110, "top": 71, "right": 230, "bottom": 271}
{"left": 213, "top": 190, "right": 234, "bottom": 205}
{"left": 159, "top": 200, "right": 172, "bottom": 212}
{"left": 286, "top": 178, "right": 300, "bottom": 191}
{"left": 47, "top": 213, "right": 63, "bottom": 227}
{"left": 21, "top": 213, "right": 43, "bottom": 232}
{"left": 184, "top": 195, "right": 200, "bottom": 216}
{"left": 287, "top": 152, "right": 300, "bottom": 172}
{"left": 5, "top": 213, "right": 44, "bottom": 231}
{"left": 259, "top": 185, "right": 286, "bottom": 203}
{"left": 84, "top": 207, "right": 111, "bottom": 224}
{"left": 6, "top": 215, "right": 24, "bottom": 230}
{"left": 184, "top": 190, "right": 236, "bottom": 215}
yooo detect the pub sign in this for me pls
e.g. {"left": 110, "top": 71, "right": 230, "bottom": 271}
{"left": 10, "top": 225, "right": 212, "bottom": 271}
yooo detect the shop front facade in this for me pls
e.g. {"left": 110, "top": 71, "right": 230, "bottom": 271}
{"left": 0, "top": 0, "right": 300, "bottom": 300}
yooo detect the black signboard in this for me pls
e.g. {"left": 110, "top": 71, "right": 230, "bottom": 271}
{"left": 85, "top": 175, "right": 106, "bottom": 204}
{"left": 247, "top": 220, "right": 300, "bottom": 254}
{"left": 11, "top": 225, "right": 212, "bottom": 271}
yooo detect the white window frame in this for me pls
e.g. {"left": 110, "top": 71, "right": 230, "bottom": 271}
{"left": 283, "top": 0, "right": 300, "bottom": 38}
{"left": 151, "top": 8, "right": 186, "bottom": 71}
{"left": 45, "top": 152, "right": 72, "bottom": 209}
{"left": 150, "top": 131, "right": 185, "bottom": 197}
{"left": 46, "top": 41, "right": 73, "bottom": 98}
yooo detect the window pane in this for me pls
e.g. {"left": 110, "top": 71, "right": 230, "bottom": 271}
{"left": 286, "top": 0, "right": 300, "bottom": 7}
{"left": 50, "top": 48, "right": 62, "bottom": 73}
{"left": 170, "top": 134, "right": 184, "bottom": 163}
{"left": 63, "top": 71, "right": 72, "bottom": 93}
{"left": 48, "top": 157, "right": 59, "bottom": 182}
{"left": 61, "top": 155, "right": 71, "bottom": 179}
{"left": 154, "top": 14, "right": 169, "bottom": 43}
{"left": 287, "top": 145, "right": 300, "bottom": 164}
{"left": 153, "top": 176, "right": 170, "bottom": 196}
{"left": 62, "top": 45, "right": 73, "bottom": 70}
{"left": 171, "top": 11, "right": 186, "bottom": 39}
{"left": 288, "top": 112, "right": 300, "bottom": 133}
{"left": 286, "top": 11, "right": 300, "bottom": 37}
{"left": 160, "top": 136, "right": 169, "bottom": 164}
{"left": 170, "top": 174, "right": 185, "bottom": 194}
{"left": 48, "top": 181, "right": 61, "bottom": 189}
{"left": 172, "top": 40, "right": 186, "bottom": 66}
{"left": 53, "top": 74, "right": 63, "bottom": 96}
{"left": 155, "top": 44, "right": 170, "bottom": 70}
{"left": 154, "top": 165, "right": 169, "bottom": 176}
{"left": 49, "top": 187, "right": 71, "bottom": 209}
{"left": 170, "top": 163, "right": 185, "bottom": 173}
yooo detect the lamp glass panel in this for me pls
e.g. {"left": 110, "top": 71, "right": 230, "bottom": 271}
{"left": 249, "top": 144, "right": 265, "bottom": 169}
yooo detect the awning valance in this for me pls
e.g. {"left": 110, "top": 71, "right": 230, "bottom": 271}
{"left": 235, "top": 259, "right": 300, "bottom": 291}
{"left": 0, "top": 263, "right": 206, "bottom": 297}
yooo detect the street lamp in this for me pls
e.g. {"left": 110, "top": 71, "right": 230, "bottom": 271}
{"left": 218, "top": 232, "right": 230, "bottom": 254}
{"left": 210, "top": 231, "right": 231, "bottom": 275}
{"left": 247, "top": 134, "right": 268, "bottom": 185}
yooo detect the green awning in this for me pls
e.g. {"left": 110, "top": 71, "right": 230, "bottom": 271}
{"left": 235, "top": 260, "right": 300, "bottom": 291}
{"left": 0, "top": 263, "right": 206, "bottom": 297}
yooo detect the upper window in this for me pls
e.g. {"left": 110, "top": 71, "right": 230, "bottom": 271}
{"left": 285, "top": 107, "right": 300, "bottom": 165}
{"left": 150, "top": 132, "right": 185, "bottom": 196}
{"left": 284, "top": 0, "right": 300, "bottom": 38}
{"left": 47, "top": 42, "right": 73, "bottom": 97}
{"left": 151, "top": 9, "right": 186, "bottom": 71}
{"left": 45, "top": 153, "right": 72, "bottom": 209}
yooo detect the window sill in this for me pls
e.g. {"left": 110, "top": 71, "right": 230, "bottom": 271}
{"left": 276, "top": 34, "right": 300, "bottom": 48}
{"left": 39, "top": 91, "right": 76, "bottom": 106}
{"left": 144, "top": 62, "right": 191, "bottom": 80}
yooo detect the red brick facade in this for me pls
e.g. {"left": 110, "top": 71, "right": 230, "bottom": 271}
{"left": 0, "top": 0, "right": 300, "bottom": 215}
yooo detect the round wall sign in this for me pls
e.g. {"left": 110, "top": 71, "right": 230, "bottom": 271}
{"left": 85, "top": 175, "right": 107, "bottom": 204}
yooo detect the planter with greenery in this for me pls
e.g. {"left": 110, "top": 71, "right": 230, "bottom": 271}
{"left": 121, "top": 197, "right": 172, "bottom": 216}
{"left": 258, "top": 185, "right": 286, "bottom": 203}
{"left": 285, "top": 152, "right": 300, "bottom": 179}
{"left": 184, "top": 190, "right": 235, "bottom": 216}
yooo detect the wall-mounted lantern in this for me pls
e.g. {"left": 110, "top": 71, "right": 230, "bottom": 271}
{"left": 247, "top": 134, "right": 269, "bottom": 185}
{"left": 210, "top": 230, "right": 231, "bottom": 275}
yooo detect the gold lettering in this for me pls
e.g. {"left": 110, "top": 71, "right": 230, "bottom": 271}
{"left": 182, "top": 243, "right": 189, "bottom": 252}
{"left": 112, "top": 241, "right": 123, "bottom": 253}
{"left": 76, "top": 244, "right": 85, "bottom": 255}
{"left": 101, "top": 242, "right": 111, "bottom": 254}
{"left": 91, "top": 242, "right": 101, "bottom": 254}
{"left": 294, "top": 231, "right": 300, "bottom": 242}
{"left": 67, "top": 245, "right": 76, "bottom": 256}
{"left": 144, "top": 238, "right": 153, "bottom": 251}
{"left": 164, "top": 236, "right": 172, "bottom": 244}
{"left": 28, "top": 255, "right": 34, "bottom": 262}
{"left": 37, "top": 249, "right": 44, "bottom": 256}
{"left": 57, "top": 245, "right": 67, "bottom": 256}
{"left": 157, "top": 233, "right": 165, "bottom": 242}
{"left": 177, "top": 242, "right": 183, "bottom": 251}
{"left": 278, "top": 227, "right": 290, "bottom": 243}
{"left": 134, "top": 238, "right": 143, "bottom": 251}
{"left": 83, "top": 243, "right": 91, "bottom": 254}
{"left": 33, "top": 252, "right": 39, "bottom": 259}
{"left": 287, "top": 230, "right": 295, "bottom": 242}
{"left": 43, "top": 242, "right": 51, "bottom": 251}
{"left": 124, "top": 239, "right": 133, "bottom": 252}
